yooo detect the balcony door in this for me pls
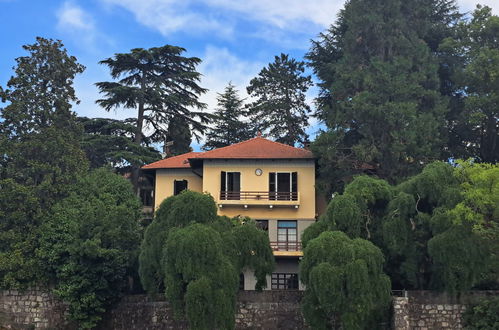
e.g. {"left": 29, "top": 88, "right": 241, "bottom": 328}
{"left": 277, "top": 220, "right": 297, "bottom": 251}
{"left": 221, "top": 171, "right": 240, "bottom": 200}
{"left": 269, "top": 172, "right": 297, "bottom": 200}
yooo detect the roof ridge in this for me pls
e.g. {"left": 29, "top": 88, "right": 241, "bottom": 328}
{"left": 200, "top": 136, "right": 261, "bottom": 155}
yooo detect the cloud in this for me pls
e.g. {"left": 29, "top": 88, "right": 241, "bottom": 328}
{"left": 99, "top": 0, "right": 343, "bottom": 40}
{"left": 56, "top": 1, "right": 113, "bottom": 51}
{"left": 197, "top": 45, "right": 263, "bottom": 113}
{"left": 57, "top": 1, "right": 94, "bottom": 31}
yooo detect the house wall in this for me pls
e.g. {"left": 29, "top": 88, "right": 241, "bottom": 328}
{"left": 202, "top": 159, "right": 316, "bottom": 220}
{"left": 153, "top": 169, "right": 203, "bottom": 208}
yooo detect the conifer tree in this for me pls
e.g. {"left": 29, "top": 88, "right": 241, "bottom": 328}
{"left": 96, "top": 45, "right": 209, "bottom": 189}
{"left": 165, "top": 116, "right": 192, "bottom": 155}
{"left": 0, "top": 37, "right": 88, "bottom": 287}
{"left": 203, "top": 83, "right": 253, "bottom": 150}
{"left": 246, "top": 54, "right": 312, "bottom": 146}
{"left": 308, "top": 0, "right": 450, "bottom": 191}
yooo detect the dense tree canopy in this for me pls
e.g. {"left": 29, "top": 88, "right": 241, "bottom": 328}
{"left": 78, "top": 117, "right": 160, "bottom": 171}
{"left": 38, "top": 169, "right": 142, "bottom": 328}
{"left": 304, "top": 161, "right": 498, "bottom": 293}
{"left": 0, "top": 37, "right": 88, "bottom": 288}
{"left": 246, "top": 53, "right": 312, "bottom": 145}
{"left": 308, "top": 0, "right": 452, "bottom": 193}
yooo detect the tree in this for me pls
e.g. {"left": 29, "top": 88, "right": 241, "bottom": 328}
{"left": 165, "top": 116, "right": 192, "bottom": 156}
{"left": 308, "top": 0, "right": 450, "bottom": 192}
{"left": 300, "top": 231, "right": 391, "bottom": 329}
{"left": 78, "top": 117, "right": 160, "bottom": 171}
{"left": 246, "top": 54, "right": 312, "bottom": 145}
{"left": 38, "top": 169, "right": 142, "bottom": 328}
{"left": 440, "top": 5, "right": 499, "bottom": 163}
{"left": 203, "top": 83, "right": 253, "bottom": 150}
{"left": 0, "top": 37, "right": 88, "bottom": 288}
{"left": 96, "top": 45, "right": 210, "bottom": 189}
{"left": 139, "top": 191, "right": 274, "bottom": 328}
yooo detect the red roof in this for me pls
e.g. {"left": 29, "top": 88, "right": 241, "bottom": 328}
{"left": 142, "top": 137, "right": 314, "bottom": 170}
{"left": 142, "top": 152, "right": 201, "bottom": 169}
{"left": 194, "top": 137, "right": 313, "bottom": 160}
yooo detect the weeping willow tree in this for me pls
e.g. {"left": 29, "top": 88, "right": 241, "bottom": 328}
{"left": 305, "top": 161, "right": 497, "bottom": 294}
{"left": 138, "top": 191, "right": 274, "bottom": 328}
{"left": 300, "top": 231, "right": 391, "bottom": 330}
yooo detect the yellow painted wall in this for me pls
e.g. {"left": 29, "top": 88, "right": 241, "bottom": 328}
{"left": 202, "top": 159, "right": 316, "bottom": 220}
{"left": 154, "top": 169, "right": 203, "bottom": 209}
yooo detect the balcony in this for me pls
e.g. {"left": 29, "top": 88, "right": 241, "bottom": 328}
{"left": 218, "top": 191, "right": 300, "bottom": 208}
{"left": 270, "top": 241, "right": 303, "bottom": 257}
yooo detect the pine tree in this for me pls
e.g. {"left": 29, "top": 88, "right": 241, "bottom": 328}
{"left": 308, "top": 0, "right": 450, "bottom": 192}
{"left": 246, "top": 54, "right": 312, "bottom": 146}
{"left": 165, "top": 116, "right": 192, "bottom": 156}
{"left": 203, "top": 83, "right": 253, "bottom": 150}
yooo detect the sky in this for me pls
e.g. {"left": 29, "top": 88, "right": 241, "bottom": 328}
{"left": 1, "top": 0, "right": 498, "bottom": 148}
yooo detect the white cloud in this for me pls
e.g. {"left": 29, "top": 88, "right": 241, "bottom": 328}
{"left": 101, "top": 0, "right": 234, "bottom": 38}
{"left": 57, "top": 1, "right": 94, "bottom": 31}
{"left": 99, "top": 0, "right": 344, "bottom": 40}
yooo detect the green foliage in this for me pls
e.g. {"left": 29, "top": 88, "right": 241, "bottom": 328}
{"left": 440, "top": 6, "right": 499, "bottom": 162}
{"left": 0, "top": 37, "right": 88, "bottom": 288}
{"left": 78, "top": 117, "right": 160, "bottom": 171}
{"left": 308, "top": 0, "right": 452, "bottom": 191}
{"left": 463, "top": 297, "right": 499, "bottom": 330}
{"left": 300, "top": 231, "right": 391, "bottom": 329}
{"left": 246, "top": 53, "right": 312, "bottom": 145}
{"left": 165, "top": 116, "right": 192, "bottom": 156}
{"left": 203, "top": 83, "right": 253, "bottom": 150}
{"left": 38, "top": 169, "right": 142, "bottom": 328}
{"left": 96, "top": 45, "right": 209, "bottom": 145}
{"left": 311, "top": 161, "right": 497, "bottom": 294}
{"left": 164, "top": 224, "right": 238, "bottom": 329}
{"left": 138, "top": 191, "right": 274, "bottom": 329}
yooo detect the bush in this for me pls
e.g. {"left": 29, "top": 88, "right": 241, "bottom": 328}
{"left": 463, "top": 297, "right": 499, "bottom": 330}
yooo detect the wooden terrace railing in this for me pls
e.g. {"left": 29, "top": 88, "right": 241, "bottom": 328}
{"left": 270, "top": 241, "right": 302, "bottom": 252}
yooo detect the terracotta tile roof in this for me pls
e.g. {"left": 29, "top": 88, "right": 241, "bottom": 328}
{"left": 141, "top": 152, "right": 201, "bottom": 169}
{"left": 192, "top": 137, "right": 314, "bottom": 160}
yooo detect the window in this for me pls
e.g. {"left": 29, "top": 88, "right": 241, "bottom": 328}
{"left": 139, "top": 188, "right": 153, "bottom": 207}
{"left": 271, "top": 273, "right": 298, "bottom": 290}
{"left": 269, "top": 172, "right": 298, "bottom": 200}
{"left": 239, "top": 273, "right": 245, "bottom": 290}
{"left": 278, "top": 220, "right": 297, "bottom": 251}
{"left": 221, "top": 171, "right": 241, "bottom": 200}
{"left": 256, "top": 220, "right": 269, "bottom": 231}
{"left": 174, "top": 180, "right": 188, "bottom": 195}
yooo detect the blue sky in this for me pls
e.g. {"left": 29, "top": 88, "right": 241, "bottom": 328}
{"left": 1, "top": 0, "right": 497, "bottom": 147}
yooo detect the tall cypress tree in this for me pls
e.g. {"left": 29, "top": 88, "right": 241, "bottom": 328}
{"left": 246, "top": 54, "right": 312, "bottom": 146}
{"left": 203, "top": 83, "right": 253, "bottom": 150}
{"left": 308, "top": 0, "right": 450, "bottom": 193}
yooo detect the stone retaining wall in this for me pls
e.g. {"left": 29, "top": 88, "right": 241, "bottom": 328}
{"left": 0, "top": 287, "right": 70, "bottom": 329}
{"left": 1, "top": 289, "right": 498, "bottom": 329}
{"left": 392, "top": 290, "right": 499, "bottom": 330}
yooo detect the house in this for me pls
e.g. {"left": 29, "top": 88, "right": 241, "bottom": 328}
{"left": 141, "top": 136, "right": 323, "bottom": 291}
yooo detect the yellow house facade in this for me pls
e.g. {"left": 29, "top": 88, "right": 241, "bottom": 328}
{"left": 142, "top": 137, "right": 320, "bottom": 291}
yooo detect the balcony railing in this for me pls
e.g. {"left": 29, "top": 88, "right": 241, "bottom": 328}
{"left": 220, "top": 191, "right": 298, "bottom": 201}
{"left": 270, "top": 241, "right": 302, "bottom": 252}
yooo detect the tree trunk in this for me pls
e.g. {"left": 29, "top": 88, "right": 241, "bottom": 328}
{"left": 132, "top": 73, "right": 146, "bottom": 194}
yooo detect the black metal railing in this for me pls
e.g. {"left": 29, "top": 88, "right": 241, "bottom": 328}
{"left": 220, "top": 191, "right": 298, "bottom": 201}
